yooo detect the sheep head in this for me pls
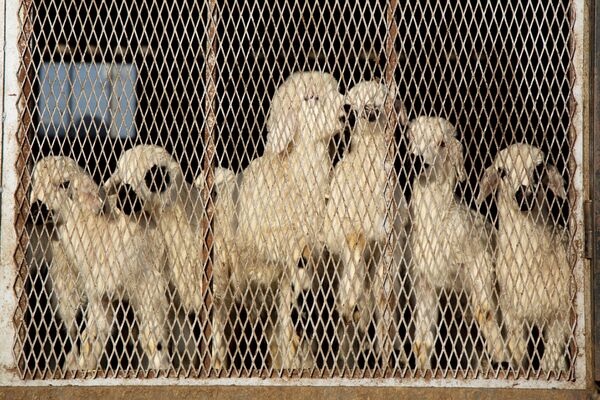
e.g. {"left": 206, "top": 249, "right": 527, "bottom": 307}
{"left": 265, "top": 71, "right": 347, "bottom": 155}
{"left": 346, "top": 80, "right": 408, "bottom": 135}
{"left": 408, "top": 116, "right": 466, "bottom": 183}
{"left": 30, "top": 156, "right": 104, "bottom": 222}
{"left": 105, "top": 145, "right": 182, "bottom": 216}
{"left": 477, "top": 144, "right": 567, "bottom": 207}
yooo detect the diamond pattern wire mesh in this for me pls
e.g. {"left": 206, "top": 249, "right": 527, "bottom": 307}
{"left": 12, "top": 0, "right": 578, "bottom": 381}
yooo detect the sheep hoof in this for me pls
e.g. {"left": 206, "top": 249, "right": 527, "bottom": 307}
{"left": 302, "top": 245, "right": 311, "bottom": 260}
{"left": 346, "top": 233, "right": 366, "bottom": 252}
{"left": 64, "top": 351, "right": 79, "bottom": 370}
{"left": 291, "top": 333, "right": 301, "bottom": 356}
{"left": 352, "top": 308, "right": 361, "bottom": 324}
{"left": 413, "top": 341, "right": 431, "bottom": 370}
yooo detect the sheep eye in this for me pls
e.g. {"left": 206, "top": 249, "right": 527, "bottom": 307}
{"left": 59, "top": 180, "right": 71, "bottom": 190}
{"left": 304, "top": 95, "right": 318, "bottom": 101}
{"left": 498, "top": 168, "right": 508, "bottom": 179}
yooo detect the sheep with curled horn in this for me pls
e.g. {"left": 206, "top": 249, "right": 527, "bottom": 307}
{"left": 31, "top": 156, "right": 171, "bottom": 370}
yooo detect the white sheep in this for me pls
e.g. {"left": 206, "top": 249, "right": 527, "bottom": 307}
{"left": 478, "top": 144, "right": 571, "bottom": 372}
{"left": 233, "top": 71, "right": 348, "bottom": 369}
{"left": 322, "top": 80, "right": 409, "bottom": 359}
{"left": 105, "top": 145, "right": 206, "bottom": 365}
{"left": 30, "top": 156, "right": 171, "bottom": 370}
{"left": 26, "top": 217, "right": 84, "bottom": 369}
{"left": 407, "top": 116, "right": 506, "bottom": 369}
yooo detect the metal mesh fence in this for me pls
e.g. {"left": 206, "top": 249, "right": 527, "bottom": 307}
{"left": 13, "top": 0, "right": 578, "bottom": 381}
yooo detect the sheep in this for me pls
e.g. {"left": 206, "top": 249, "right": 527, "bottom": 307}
{"left": 321, "top": 80, "right": 409, "bottom": 360}
{"left": 30, "top": 156, "right": 171, "bottom": 370}
{"left": 477, "top": 143, "right": 571, "bottom": 372}
{"left": 407, "top": 116, "right": 506, "bottom": 370}
{"left": 104, "top": 145, "right": 207, "bottom": 365}
{"left": 233, "top": 71, "right": 349, "bottom": 369}
{"left": 26, "top": 208, "right": 85, "bottom": 369}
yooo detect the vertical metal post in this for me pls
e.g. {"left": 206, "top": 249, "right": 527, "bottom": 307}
{"left": 203, "top": 0, "right": 217, "bottom": 377}
{"left": 590, "top": 0, "right": 600, "bottom": 383}
{"left": 14, "top": 0, "right": 33, "bottom": 378}
{"left": 382, "top": 0, "right": 399, "bottom": 375}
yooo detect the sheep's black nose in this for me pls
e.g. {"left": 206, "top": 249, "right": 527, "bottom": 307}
{"left": 29, "top": 200, "right": 53, "bottom": 225}
{"left": 347, "top": 109, "right": 357, "bottom": 128}
{"left": 515, "top": 185, "right": 535, "bottom": 212}
{"left": 340, "top": 104, "right": 357, "bottom": 129}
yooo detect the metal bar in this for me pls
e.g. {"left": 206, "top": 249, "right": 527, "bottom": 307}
{"left": 0, "top": 0, "right": 20, "bottom": 378}
{"left": 12, "top": 0, "right": 33, "bottom": 378}
{"left": 202, "top": 0, "right": 218, "bottom": 377}
{"left": 591, "top": 0, "right": 600, "bottom": 382}
{"left": 380, "top": 0, "right": 400, "bottom": 371}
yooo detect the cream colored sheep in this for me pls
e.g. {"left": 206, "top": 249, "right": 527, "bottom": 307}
{"left": 105, "top": 145, "right": 206, "bottom": 365}
{"left": 408, "top": 117, "right": 506, "bottom": 369}
{"left": 322, "top": 80, "right": 409, "bottom": 359}
{"left": 30, "top": 156, "right": 170, "bottom": 370}
{"left": 478, "top": 144, "right": 571, "bottom": 372}
{"left": 234, "top": 71, "right": 347, "bottom": 369}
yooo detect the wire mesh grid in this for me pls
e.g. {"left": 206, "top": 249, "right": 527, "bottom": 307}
{"left": 12, "top": 0, "right": 579, "bottom": 381}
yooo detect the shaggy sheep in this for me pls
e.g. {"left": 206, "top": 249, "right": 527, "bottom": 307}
{"left": 478, "top": 143, "right": 571, "bottom": 372}
{"left": 234, "top": 71, "right": 348, "bottom": 369}
{"left": 322, "top": 80, "right": 409, "bottom": 359}
{"left": 105, "top": 145, "right": 206, "bottom": 365}
{"left": 30, "top": 156, "right": 170, "bottom": 370}
{"left": 407, "top": 117, "right": 506, "bottom": 369}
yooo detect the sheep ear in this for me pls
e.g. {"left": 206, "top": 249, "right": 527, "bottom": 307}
{"left": 104, "top": 174, "right": 121, "bottom": 197}
{"left": 477, "top": 166, "right": 499, "bottom": 204}
{"left": 544, "top": 165, "right": 567, "bottom": 199}
{"left": 394, "top": 99, "right": 408, "bottom": 126}
{"left": 265, "top": 108, "right": 298, "bottom": 155}
{"left": 447, "top": 138, "right": 466, "bottom": 181}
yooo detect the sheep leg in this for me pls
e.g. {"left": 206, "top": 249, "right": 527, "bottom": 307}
{"left": 339, "top": 233, "right": 366, "bottom": 324}
{"left": 61, "top": 297, "right": 82, "bottom": 370}
{"left": 412, "top": 274, "right": 437, "bottom": 370}
{"left": 275, "top": 277, "right": 302, "bottom": 369}
{"left": 78, "top": 296, "right": 110, "bottom": 370}
{"left": 133, "top": 276, "right": 170, "bottom": 370}
{"left": 211, "top": 241, "right": 232, "bottom": 370}
{"left": 542, "top": 318, "right": 569, "bottom": 373}
{"left": 371, "top": 249, "right": 402, "bottom": 366}
{"left": 469, "top": 263, "right": 508, "bottom": 364}
{"left": 211, "top": 296, "right": 229, "bottom": 370}
{"left": 52, "top": 273, "right": 82, "bottom": 369}
{"left": 503, "top": 306, "right": 526, "bottom": 369}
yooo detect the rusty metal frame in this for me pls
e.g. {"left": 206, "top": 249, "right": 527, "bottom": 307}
{"left": 0, "top": 0, "right": 595, "bottom": 395}
{"left": 592, "top": 0, "right": 600, "bottom": 384}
